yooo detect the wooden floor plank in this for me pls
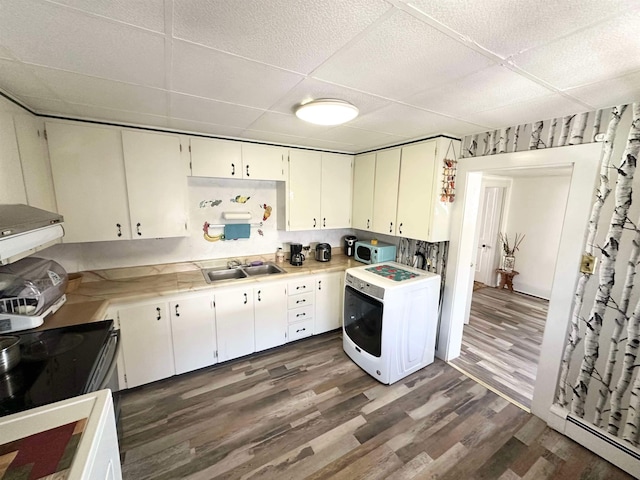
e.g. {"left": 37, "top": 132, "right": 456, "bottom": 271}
{"left": 119, "top": 331, "right": 632, "bottom": 479}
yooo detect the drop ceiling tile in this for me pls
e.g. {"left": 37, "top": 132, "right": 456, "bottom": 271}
{"left": 313, "top": 9, "right": 494, "bottom": 100}
{"left": 310, "top": 126, "right": 407, "bottom": 147}
{"left": 405, "top": 65, "right": 553, "bottom": 116}
{"left": 168, "top": 118, "right": 245, "bottom": 138}
{"left": 349, "top": 103, "right": 486, "bottom": 138}
{"left": 565, "top": 70, "right": 640, "bottom": 108}
{"left": 69, "top": 104, "right": 169, "bottom": 128}
{"left": 0, "top": 0, "right": 166, "bottom": 87}
{"left": 173, "top": 0, "right": 391, "bottom": 73}
{"left": 268, "top": 78, "right": 391, "bottom": 116}
{"left": 171, "top": 41, "right": 304, "bottom": 109}
{"left": 0, "top": 59, "right": 56, "bottom": 99}
{"left": 465, "top": 94, "right": 588, "bottom": 128}
{"left": 511, "top": 11, "right": 640, "bottom": 90}
{"left": 47, "top": 0, "right": 166, "bottom": 32}
{"left": 246, "top": 112, "right": 332, "bottom": 138}
{"left": 0, "top": 46, "right": 14, "bottom": 59}
{"left": 405, "top": 0, "right": 637, "bottom": 57}
{"left": 29, "top": 66, "right": 168, "bottom": 116}
{"left": 170, "top": 93, "right": 264, "bottom": 129}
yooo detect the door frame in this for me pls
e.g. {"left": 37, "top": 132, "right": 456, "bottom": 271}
{"left": 437, "top": 142, "right": 601, "bottom": 421}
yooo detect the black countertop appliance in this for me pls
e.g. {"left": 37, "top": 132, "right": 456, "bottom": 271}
{"left": 344, "top": 235, "right": 357, "bottom": 257}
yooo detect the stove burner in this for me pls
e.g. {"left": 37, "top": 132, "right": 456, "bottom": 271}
{"left": 21, "top": 333, "right": 84, "bottom": 361}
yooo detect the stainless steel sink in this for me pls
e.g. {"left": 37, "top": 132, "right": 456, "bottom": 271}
{"left": 243, "top": 263, "right": 286, "bottom": 276}
{"left": 201, "top": 262, "right": 285, "bottom": 284}
{"left": 203, "top": 268, "right": 248, "bottom": 283}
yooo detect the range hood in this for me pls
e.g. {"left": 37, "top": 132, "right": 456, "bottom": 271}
{"left": 0, "top": 204, "right": 64, "bottom": 265}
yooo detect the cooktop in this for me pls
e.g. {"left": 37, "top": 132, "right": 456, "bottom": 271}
{"left": 0, "top": 320, "right": 113, "bottom": 417}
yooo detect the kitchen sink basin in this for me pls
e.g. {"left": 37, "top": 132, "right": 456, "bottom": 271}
{"left": 243, "top": 263, "right": 286, "bottom": 276}
{"left": 201, "top": 262, "right": 285, "bottom": 284}
{"left": 203, "top": 268, "right": 248, "bottom": 283}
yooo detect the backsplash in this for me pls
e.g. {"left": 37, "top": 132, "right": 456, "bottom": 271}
{"left": 41, "top": 177, "right": 352, "bottom": 272}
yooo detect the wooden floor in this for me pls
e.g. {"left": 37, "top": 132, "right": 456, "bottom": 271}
{"left": 118, "top": 331, "right": 631, "bottom": 479}
{"left": 450, "top": 286, "right": 548, "bottom": 410}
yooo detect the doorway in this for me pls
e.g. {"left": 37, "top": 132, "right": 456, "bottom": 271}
{"left": 437, "top": 143, "right": 601, "bottom": 420}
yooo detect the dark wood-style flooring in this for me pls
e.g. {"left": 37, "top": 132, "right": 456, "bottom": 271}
{"left": 450, "top": 286, "right": 548, "bottom": 410}
{"left": 118, "top": 331, "right": 630, "bottom": 479}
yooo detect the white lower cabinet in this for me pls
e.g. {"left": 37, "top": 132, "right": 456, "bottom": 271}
{"left": 118, "top": 301, "right": 175, "bottom": 389}
{"left": 287, "top": 278, "right": 315, "bottom": 342}
{"left": 169, "top": 294, "right": 216, "bottom": 375}
{"left": 214, "top": 286, "right": 255, "bottom": 362}
{"left": 314, "top": 271, "right": 344, "bottom": 334}
{"left": 254, "top": 282, "right": 288, "bottom": 351}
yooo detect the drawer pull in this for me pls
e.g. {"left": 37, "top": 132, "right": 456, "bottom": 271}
{"left": 296, "top": 299, "right": 306, "bottom": 304}
{"left": 296, "top": 327, "right": 306, "bottom": 333}
{"left": 296, "top": 312, "right": 306, "bottom": 317}
{"left": 296, "top": 285, "right": 306, "bottom": 290}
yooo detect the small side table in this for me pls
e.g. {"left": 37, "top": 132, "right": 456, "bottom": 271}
{"left": 496, "top": 269, "right": 519, "bottom": 292}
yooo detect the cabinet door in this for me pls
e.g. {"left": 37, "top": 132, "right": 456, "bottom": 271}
{"left": 122, "top": 130, "right": 188, "bottom": 239}
{"left": 352, "top": 153, "right": 375, "bottom": 231}
{"left": 288, "top": 150, "right": 321, "bottom": 230}
{"left": 0, "top": 112, "right": 26, "bottom": 205}
{"left": 170, "top": 295, "right": 216, "bottom": 375}
{"left": 372, "top": 148, "right": 401, "bottom": 236}
{"left": 190, "top": 137, "right": 242, "bottom": 178}
{"left": 242, "top": 144, "right": 287, "bottom": 181}
{"left": 47, "top": 122, "right": 130, "bottom": 242}
{"left": 314, "top": 272, "right": 343, "bottom": 334}
{"left": 396, "top": 141, "right": 437, "bottom": 241}
{"left": 14, "top": 115, "right": 56, "bottom": 212}
{"left": 254, "top": 282, "right": 287, "bottom": 351}
{"left": 321, "top": 153, "right": 353, "bottom": 229}
{"left": 118, "top": 302, "right": 175, "bottom": 388}
{"left": 215, "top": 287, "right": 255, "bottom": 362}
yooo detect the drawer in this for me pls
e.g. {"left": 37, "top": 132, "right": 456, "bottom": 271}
{"left": 288, "top": 319, "right": 314, "bottom": 342}
{"left": 288, "top": 291, "right": 314, "bottom": 309}
{"left": 288, "top": 305, "right": 314, "bottom": 324}
{"left": 288, "top": 279, "right": 314, "bottom": 295}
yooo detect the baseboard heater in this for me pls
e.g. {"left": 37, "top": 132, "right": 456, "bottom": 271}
{"left": 548, "top": 404, "right": 640, "bottom": 477}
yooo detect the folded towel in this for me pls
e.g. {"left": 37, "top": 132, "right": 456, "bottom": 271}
{"left": 224, "top": 223, "right": 251, "bottom": 240}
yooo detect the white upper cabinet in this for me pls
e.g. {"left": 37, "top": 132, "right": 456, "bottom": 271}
{"left": 122, "top": 130, "right": 188, "bottom": 239}
{"left": 371, "top": 148, "right": 401, "bottom": 236}
{"left": 47, "top": 122, "right": 131, "bottom": 242}
{"left": 0, "top": 110, "right": 27, "bottom": 204}
{"left": 190, "top": 137, "right": 242, "bottom": 178}
{"left": 320, "top": 153, "right": 353, "bottom": 229}
{"left": 287, "top": 149, "right": 322, "bottom": 230}
{"left": 351, "top": 153, "right": 375, "bottom": 231}
{"left": 242, "top": 143, "right": 287, "bottom": 181}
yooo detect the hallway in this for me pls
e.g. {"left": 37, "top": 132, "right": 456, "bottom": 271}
{"left": 449, "top": 286, "right": 548, "bottom": 410}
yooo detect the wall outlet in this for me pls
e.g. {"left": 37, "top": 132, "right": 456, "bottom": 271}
{"left": 580, "top": 253, "right": 597, "bottom": 274}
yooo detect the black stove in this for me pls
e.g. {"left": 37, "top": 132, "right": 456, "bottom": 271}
{"left": 0, "top": 320, "right": 114, "bottom": 417}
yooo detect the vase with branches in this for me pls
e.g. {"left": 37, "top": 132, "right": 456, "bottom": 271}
{"left": 499, "top": 232, "right": 525, "bottom": 271}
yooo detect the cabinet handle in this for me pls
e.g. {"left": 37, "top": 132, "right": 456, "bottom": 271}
{"left": 318, "top": 281, "right": 322, "bottom": 291}
{"left": 244, "top": 293, "right": 248, "bottom": 304}
{"left": 246, "top": 165, "right": 250, "bottom": 177}
{"left": 367, "top": 219, "right": 370, "bottom": 229}
{"left": 389, "top": 222, "right": 393, "bottom": 233}
{"left": 296, "top": 327, "right": 306, "bottom": 333}
{"left": 296, "top": 312, "right": 306, "bottom": 317}
{"left": 323, "top": 218, "right": 326, "bottom": 228}
{"left": 175, "top": 304, "right": 180, "bottom": 317}
{"left": 257, "top": 290, "right": 261, "bottom": 302}
{"left": 296, "top": 285, "right": 306, "bottom": 290}
{"left": 399, "top": 223, "right": 403, "bottom": 235}
{"left": 136, "top": 223, "right": 142, "bottom": 236}
{"left": 231, "top": 163, "right": 235, "bottom": 176}
{"left": 296, "top": 299, "right": 306, "bottom": 304}
{"left": 156, "top": 307, "right": 161, "bottom": 321}
{"left": 313, "top": 218, "right": 317, "bottom": 228}
{"left": 116, "top": 223, "right": 122, "bottom": 237}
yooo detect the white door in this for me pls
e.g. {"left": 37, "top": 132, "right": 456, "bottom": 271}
{"left": 288, "top": 150, "right": 322, "bottom": 230}
{"left": 118, "top": 302, "right": 175, "bottom": 388}
{"left": 215, "top": 287, "right": 255, "bottom": 362}
{"left": 372, "top": 148, "right": 401, "bottom": 235}
{"left": 474, "top": 186, "right": 504, "bottom": 285}
{"left": 242, "top": 144, "right": 287, "bottom": 180}
{"left": 190, "top": 137, "right": 242, "bottom": 178}
{"left": 352, "top": 153, "right": 376, "bottom": 230}
{"left": 170, "top": 295, "right": 216, "bottom": 375}
{"left": 321, "top": 153, "right": 353, "bottom": 229}
{"left": 254, "top": 282, "right": 288, "bottom": 351}
{"left": 314, "top": 272, "right": 343, "bottom": 334}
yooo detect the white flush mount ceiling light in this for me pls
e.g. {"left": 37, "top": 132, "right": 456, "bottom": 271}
{"left": 295, "top": 99, "right": 359, "bottom": 126}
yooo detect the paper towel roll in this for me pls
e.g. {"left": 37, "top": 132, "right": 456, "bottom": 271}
{"left": 223, "top": 212, "right": 252, "bottom": 220}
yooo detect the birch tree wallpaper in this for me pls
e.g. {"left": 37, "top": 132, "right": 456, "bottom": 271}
{"left": 462, "top": 103, "right": 640, "bottom": 448}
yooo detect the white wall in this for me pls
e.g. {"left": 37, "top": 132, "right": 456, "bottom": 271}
{"left": 505, "top": 175, "right": 571, "bottom": 299}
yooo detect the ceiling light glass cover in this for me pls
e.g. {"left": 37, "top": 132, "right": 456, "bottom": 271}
{"left": 295, "top": 99, "right": 359, "bottom": 126}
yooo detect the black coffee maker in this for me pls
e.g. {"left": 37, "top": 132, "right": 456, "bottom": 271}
{"left": 290, "top": 243, "right": 305, "bottom": 266}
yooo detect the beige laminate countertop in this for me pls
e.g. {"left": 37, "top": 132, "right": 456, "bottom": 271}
{"left": 41, "top": 255, "right": 362, "bottom": 330}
